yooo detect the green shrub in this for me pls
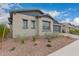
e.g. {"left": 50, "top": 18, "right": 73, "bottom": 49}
{"left": 69, "top": 29, "right": 79, "bottom": 35}
{"left": 32, "top": 36, "right": 36, "bottom": 42}
{"left": 0, "top": 24, "right": 10, "bottom": 39}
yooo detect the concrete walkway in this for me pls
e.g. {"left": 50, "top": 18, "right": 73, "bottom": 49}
{"left": 48, "top": 33, "right": 79, "bottom": 56}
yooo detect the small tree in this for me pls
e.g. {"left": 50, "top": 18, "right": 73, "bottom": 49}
{"left": 0, "top": 24, "right": 10, "bottom": 40}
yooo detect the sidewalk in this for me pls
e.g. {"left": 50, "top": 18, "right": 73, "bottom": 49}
{"left": 48, "top": 33, "right": 79, "bottom": 56}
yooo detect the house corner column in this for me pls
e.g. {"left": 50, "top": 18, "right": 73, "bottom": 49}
{"left": 36, "top": 16, "right": 39, "bottom": 36}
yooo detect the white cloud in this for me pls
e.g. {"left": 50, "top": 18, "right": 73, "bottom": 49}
{"left": 0, "top": 8, "right": 6, "bottom": 14}
{"left": 0, "top": 4, "right": 9, "bottom": 23}
{"left": 61, "top": 17, "right": 79, "bottom": 26}
{"left": 0, "top": 3, "right": 23, "bottom": 10}
{"left": 63, "top": 14, "right": 69, "bottom": 16}
{"left": 42, "top": 9, "right": 79, "bottom": 26}
{"left": 0, "top": 3, "right": 23, "bottom": 24}
{"left": 60, "top": 17, "right": 79, "bottom": 26}
{"left": 47, "top": 9, "right": 69, "bottom": 18}
{"left": 0, "top": 13, "right": 9, "bottom": 23}
{"left": 61, "top": 18, "right": 71, "bottom": 23}
{"left": 41, "top": 10, "right": 61, "bottom": 17}
{"left": 15, "top": 4, "right": 24, "bottom": 9}
{"left": 68, "top": 8, "right": 72, "bottom": 11}
{"left": 48, "top": 10, "right": 60, "bottom": 17}
{"left": 0, "top": 4, "right": 9, "bottom": 7}
{"left": 41, "top": 10, "right": 48, "bottom": 14}
{"left": 61, "top": 8, "right": 72, "bottom": 14}
{"left": 71, "top": 18, "right": 79, "bottom": 26}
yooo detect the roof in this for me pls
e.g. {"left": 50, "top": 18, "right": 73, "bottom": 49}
{"left": 35, "top": 14, "right": 59, "bottom": 24}
{"left": 10, "top": 9, "right": 44, "bottom": 19}
{"left": 9, "top": 9, "right": 59, "bottom": 24}
{"left": 10, "top": 9, "right": 44, "bottom": 14}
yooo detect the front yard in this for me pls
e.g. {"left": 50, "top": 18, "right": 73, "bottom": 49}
{"left": 0, "top": 34, "right": 77, "bottom": 56}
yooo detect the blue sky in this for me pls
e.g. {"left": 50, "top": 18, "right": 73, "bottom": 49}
{"left": 18, "top": 3, "right": 79, "bottom": 21}
{"left": 0, "top": 3, "right": 79, "bottom": 26}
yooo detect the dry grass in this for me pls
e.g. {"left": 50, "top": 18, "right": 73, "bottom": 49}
{"left": 0, "top": 36, "right": 77, "bottom": 56}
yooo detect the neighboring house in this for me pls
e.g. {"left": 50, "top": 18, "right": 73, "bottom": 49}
{"left": 74, "top": 25, "right": 79, "bottom": 29}
{"left": 9, "top": 9, "right": 61, "bottom": 38}
{"left": 61, "top": 23, "right": 74, "bottom": 33}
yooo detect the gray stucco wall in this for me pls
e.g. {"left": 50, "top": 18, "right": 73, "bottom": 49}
{"left": 12, "top": 13, "right": 53, "bottom": 38}
{"left": 12, "top": 13, "right": 37, "bottom": 38}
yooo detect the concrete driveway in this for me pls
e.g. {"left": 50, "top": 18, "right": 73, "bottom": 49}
{"left": 48, "top": 33, "right": 79, "bottom": 56}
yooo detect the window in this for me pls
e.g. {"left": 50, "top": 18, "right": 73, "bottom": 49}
{"left": 31, "top": 20, "right": 35, "bottom": 29}
{"left": 42, "top": 21, "right": 51, "bottom": 32}
{"left": 53, "top": 25, "right": 61, "bottom": 32}
{"left": 23, "top": 19, "right": 28, "bottom": 29}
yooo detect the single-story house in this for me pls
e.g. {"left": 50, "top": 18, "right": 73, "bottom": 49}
{"left": 61, "top": 23, "right": 74, "bottom": 33}
{"left": 9, "top": 9, "right": 62, "bottom": 38}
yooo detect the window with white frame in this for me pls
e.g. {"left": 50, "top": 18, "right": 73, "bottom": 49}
{"left": 42, "top": 21, "right": 51, "bottom": 31}
{"left": 23, "top": 19, "right": 28, "bottom": 29}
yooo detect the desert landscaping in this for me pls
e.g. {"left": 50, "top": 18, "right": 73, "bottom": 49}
{"left": 0, "top": 34, "right": 77, "bottom": 56}
{"left": 0, "top": 4, "right": 79, "bottom": 56}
